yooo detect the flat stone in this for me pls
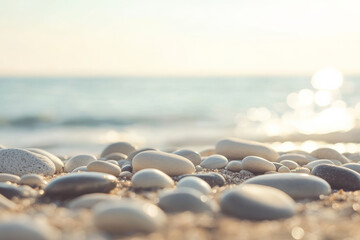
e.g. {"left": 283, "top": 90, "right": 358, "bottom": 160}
{"left": 305, "top": 159, "right": 334, "bottom": 170}
{"left": 100, "top": 142, "right": 137, "bottom": 157}
{"left": 65, "top": 154, "right": 97, "bottom": 173}
{"left": 27, "top": 148, "right": 64, "bottom": 173}
{"left": 312, "top": 164, "right": 360, "bottom": 191}
{"left": 158, "top": 188, "right": 218, "bottom": 213}
{"left": 44, "top": 172, "right": 117, "bottom": 199}
{"left": 87, "top": 161, "right": 121, "bottom": 177}
{"left": 0, "top": 149, "right": 55, "bottom": 176}
{"left": 220, "top": 184, "right": 295, "bottom": 220}
{"left": 241, "top": 156, "right": 276, "bottom": 174}
{"left": 311, "top": 148, "right": 350, "bottom": 164}
{"left": 0, "top": 183, "right": 31, "bottom": 199}
{"left": 177, "top": 176, "right": 212, "bottom": 195}
{"left": 104, "top": 152, "right": 127, "bottom": 160}
{"left": 133, "top": 151, "right": 195, "bottom": 176}
{"left": 0, "top": 193, "right": 17, "bottom": 209}
{"left": 244, "top": 173, "right": 331, "bottom": 199}
{"left": 126, "top": 148, "right": 157, "bottom": 161}
{"left": 94, "top": 199, "right": 166, "bottom": 234}
{"left": 200, "top": 154, "right": 228, "bottom": 169}
{"left": 279, "top": 160, "right": 299, "bottom": 170}
{"left": 176, "top": 173, "right": 226, "bottom": 187}
{"left": 20, "top": 174, "right": 46, "bottom": 188}
{"left": 68, "top": 193, "right": 122, "bottom": 209}
{"left": 0, "top": 173, "right": 20, "bottom": 183}
{"left": 173, "top": 149, "right": 202, "bottom": 166}
{"left": 226, "top": 161, "right": 242, "bottom": 172}
{"left": 215, "top": 138, "right": 279, "bottom": 161}
{"left": 277, "top": 153, "right": 315, "bottom": 166}
{"left": 132, "top": 169, "right": 174, "bottom": 189}
{"left": 343, "top": 163, "right": 360, "bottom": 173}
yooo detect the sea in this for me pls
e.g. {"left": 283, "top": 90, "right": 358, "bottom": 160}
{"left": 1, "top": 76, "right": 360, "bottom": 156}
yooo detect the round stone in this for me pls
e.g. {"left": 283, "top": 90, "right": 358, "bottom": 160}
{"left": 94, "top": 199, "right": 166, "bottom": 234}
{"left": 343, "top": 163, "right": 360, "bottom": 174}
{"left": 305, "top": 159, "right": 334, "bottom": 170}
{"left": 104, "top": 152, "right": 127, "bottom": 160}
{"left": 241, "top": 156, "right": 276, "bottom": 174}
{"left": 100, "top": 142, "right": 137, "bottom": 157}
{"left": 158, "top": 188, "right": 218, "bottom": 213}
{"left": 312, "top": 164, "right": 360, "bottom": 191}
{"left": 177, "top": 176, "right": 212, "bottom": 195}
{"left": 68, "top": 193, "right": 122, "bottom": 209}
{"left": 277, "top": 153, "right": 314, "bottom": 166}
{"left": 278, "top": 166, "right": 291, "bottom": 173}
{"left": 44, "top": 172, "right": 117, "bottom": 199}
{"left": 311, "top": 148, "right": 350, "bottom": 164}
{"left": 200, "top": 154, "right": 228, "bottom": 169}
{"left": 226, "top": 161, "right": 242, "bottom": 172}
{"left": 0, "top": 149, "right": 55, "bottom": 176}
{"left": 220, "top": 184, "right": 296, "bottom": 220}
{"left": 64, "top": 155, "right": 97, "bottom": 173}
{"left": 215, "top": 138, "right": 279, "bottom": 161}
{"left": 27, "top": 148, "right": 64, "bottom": 173}
{"left": 20, "top": 174, "right": 46, "bottom": 188}
{"left": 244, "top": 173, "right": 331, "bottom": 199}
{"left": 133, "top": 151, "right": 195, "bottom": 176}
{"left": 279, "top": 160, "right": 299, "bottom": 170}
{"left": 0, "top": 173, "right": 20, "bottom": 183}
{"left": 173, "top": 149, "right": 202, "bottom": 166}
{"left": 132, "top": 169, "right": 174, "bottom": 189}
{"left": 87, "top": 161, "right": 121, "bottom": 177}
{"left": 176, "top": 173, "right": 226, "bottom": 187}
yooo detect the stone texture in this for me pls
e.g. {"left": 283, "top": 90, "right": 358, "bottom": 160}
{"left": 27, "top": 148, "right": 64, "bottom": 173}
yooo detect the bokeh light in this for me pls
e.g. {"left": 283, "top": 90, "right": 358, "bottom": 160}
{"left": 311, "top": 68, "right": 343, "bottom": 90}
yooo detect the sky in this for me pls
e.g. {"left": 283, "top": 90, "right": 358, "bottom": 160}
{"left": 0, "top": 0, "right": 359, "bottom": 76}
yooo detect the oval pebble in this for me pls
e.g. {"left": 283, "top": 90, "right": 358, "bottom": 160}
{"left": 305, "top": 159, "right": 334, "bottom": 170}
{"left": 177, "top": 173, "right": 226, "bottom": 187}
{"left": 226, "top": 161, "right": 242, "bottom": 172}
{"left": 177, "top": 176, "right": 212, "bottom": 195}
{"left": 311, "top": 148, "right": 350, "bottom": 164}
{"left": 27, "top": 148, "right": 64, "bottom": 173}
{"left": 65, "top": 155, "right": 97, "bottom": 173}
{"left": 242, "top": 156, "right": 276, "bottom": 174}
{"left": 68, "top": 193, "right": 122, "bottom": 209}
{"left": 133, "top": 151, "right": 195, "bottom": 176}
{"left": 0, "top": 149, "right": 55, "bottom": 176}
{"left": 215, "top": 138, "right": 279, "bottom": 161}
{"left": 173, "top": 149, "right": 202, "bottom": 166}
{"left": 342, "top": 163, "right": 360, "bottom": 174}
{"left": 132, "top": 169, "right": 174, "bottom": 189}
{"left": 278, "top": 166, "right": 291, "bottom": 173}
{"left": 244, "top": 173, "right": 331, "bottom": 199}
{"left": 0, "top": 173, "right": 20, "bottom": 183}
{"left": 119, "top": 171, "right": 132, "bottom": 179}
{"left": 20, "top": 174, "right": 46, "bottom": 188}
{"left": 277, "top": 153, "right": 314, "bottom": 166}
{"left": 100, "top": 142, "right": 137, "bottom": 157}
{"left": 220, "top": 184, "right": 295, "bottom": 220}
{"left": 200, "top": 154, "right": 228, "bottom": 169}
{"left": 94, "top": 199, "right": 166, "bottom": 234}
{"left": 87, "top": 161, "right": 121, "bottom": 177}
{"left": 279, "top": 160, "right": 299, "bottom": 170}
{"left": 44, "top": 172, "right": 117, "bottom": 199}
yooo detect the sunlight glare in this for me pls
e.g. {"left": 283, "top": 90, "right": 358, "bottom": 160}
{"left": 314, "top": 90, "right": 332, "bottom": 107}
{"left": 311, "top": 68, "right": 343, "bottom": 90}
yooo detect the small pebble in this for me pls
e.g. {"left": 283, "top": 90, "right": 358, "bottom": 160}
{"left": 279, "top": 160, "right": 299, "bottom": 170}
{"left": 173, "top": 149, "right": 202, "bottom": 166}
{"left": 177, "top": 176, "right": 212, "bottom": 195}
{"left": 71, "top": 166, "right": 88, "bottom": 173}
{"left": 121, "top": 164, "right": 132, "bottom": 172}
{"left": 277, "top": 153, "right": 314, "bottom": 166}
{"left": 176, "top": 173, "right": 226, "bottom": 187}
{"left": 241, "top": 156, "right": 276, "bottom": 174}
{"left": 278, "top": 166, "right": 291, "bottom": 173}
{"left": 119, "top": 171, "right": 132, "bottom": 179}
{"left": 87, "top": 161, "right": 121, "bottom": 177}
{"left": 305, "top": 159, "right": 334, "bottom": 170}
{"left": 65, "top": 154, "right": 97, "bottom": 173}
{"left": 291, "top": 167, "right": 311, "bottom": 174}
{"left": 200, "top": 154, "right": 228, "bottom": 169}
{"left": 100, "top": 142, "right": 137, "bottom": 157}
{"left": 104, "top": 152, "right": 127, "bottom": 160}
{"left": 0, "top": 173, "right": 20, "bottom": 184}
{"left": 311, "top": 148, "right": 350, "bottom": 164}
{"left": 20, "top": 174, "right": 46, "bottom": 188}
{"left": 226, "top": 160, "right": 242, "bottom": 172}
{"left": 132, "top": 168, "right": 174, "bottom": 189}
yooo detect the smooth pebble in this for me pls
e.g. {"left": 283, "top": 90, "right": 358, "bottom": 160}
{"left": 311, "top": 148, "right": 350, "bottom": 164}
{"left": 176, "top": 173, "right": 226, "bottom": 187}
{"left": 279, "top": 160, "right": 299, "bottom": 170}
{"left": 278, "top": 166, "right": 291, "bottom": 173}
{"left": 0, "top": 173, "right": 20, "bottom": 183}
{"left": 87, "top": 161, "right": 121, "bottom": 177}
{"left": 177, "top": 176, "right": 211, "bottom": 195}
{"left": 241, "top": 156, "right": 276, "bottom": 174}
{"left": 65, "top": 155, "right": 97, "bottom": 173}
{"left": 20, "top": 174, "right": 46, "bottom": 188}
{"left": 132, "top": 169, "right": 174, "bottom": 189}
{"left": 305, "top": 159, "right": 334, "bottom": 170}
{"left": 27, "top": 148, "right": 64, "bottom": 173}
{"left": 173, "top": 149, "right": 202, "bottom": 166}
{"left": 100, "top": 142, "right": 137, "bottom": 157}
{"left": 68, "top": 193, "right": 122, "bottom": 209}
{"left": 200, "top": 154, "right": 228, "bottom": 169}
{"left": 226, "top": 161, "right": 242, "bottom": 172}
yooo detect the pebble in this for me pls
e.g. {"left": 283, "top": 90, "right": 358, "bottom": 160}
{"left": 132, "top": 169, "right": 174, "bottom": 189}
{"left": 342, "top": 163, "right": 360, "bottom": 174}
{"left": 226, "top": 160, "right": 242, "bottom": 172}
{"left": 133, "top": 151, "right": 195, "bottom": 176}
{"left": 176, "top": 172, "right": 226, "bottom": 187}
{"left": 244, "top": 173, "right": 331, "bottom": 199}
{"left": 199, "top": 148, "right": 216, "bottom": 157}
{"left": 121, "top": 164, "right": 132, "bottom": 172}
{"left": 106, "top": 160, "right": 119, "bottom": 166}
{"left": 215, "top": 138, "right": 279, "bottom": 161}
{"left": 277, "top": 153, "right": 315, "bottom": 166}
{"left": 241, "top": 156, "right": 276, "bottom": 174}
{"left": 20, "top": 174, "right": 46, "bottom": 188}
{"left": 158, "top": 188, "right": 218, "bottom": 213}
{"left": 27, "top": 148, "right": 64, "bottom": 173}
{"left": 119, "top": 171, "right": 132, "bottom": 179}
{"left": 177, "top": 176, "right": 212, "bottom": 195}
{"left": 305, "top": 159, "right": 334, "bottom": 170}
{"left": 173, "top": 149, "right": 202, "bottom": 166}
{"left": 0, "top": 193, "right": 17, "bottom": 209}
{"left": 87, "top": 161, "right": 121, "bottom": 177}
{"left": 100, "top": 142, "right": 137, "bottom": 157}
{"left": 104, "top": 152, "right": 127, "bottom": 160}
{"left": 0, "top": 183, "right": 30, "bottom": 199}
{"left": 291, "top": 167, "right": 311, "bottom": 174}
{"left": 311, "top": 148, "right": 350, "bottom": 164}
{"left": 312, "top": 164, "right": 360, "bottom": 191}
{"left": 44, "top": 172, "right": 117, "bottom": 199}
{"left": 68, "top": 193, "right": 122, "bottom": 209}
{"left": 0, "top": 173, "right": 20, "bottom": 183}
{"left": 71, "top": 166, "right": 88, "bottom": 173}
{"left": 273, "top": 162, "right": 283, "bottom": 171}
{"left": 0, "top": 148, "right": 56, "bottom": 176}
{"left": 94, "top": 199, "right": 166, "bottom": 234}
{"left": 64, "top": 154, "right": 97, "bottom": 173}
{"left": 117, "top": 160, "right": 131, "bottom": 167}
{"left": 265, "top": 171, "right": 277, "bottom": 174}
{"left": 278, "top": 166, "right": 291, "bottom": 173}
{"left": 220, "top": 184, "right": 296, "bottom": 220}
{"left": 126, "top": 148, "right": 157, "bottom": 161}
{"left": 195, "top": 165, "right": 203, "bottom": 172}
{"left": 279, "top": 160, "right": 299, "bottom": 170}
{"left": 200, "top": 154, "right": 228, "bottom": 169}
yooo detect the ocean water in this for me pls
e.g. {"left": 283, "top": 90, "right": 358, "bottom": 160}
{"left": 1, "top": 76, "right": 360, "bottom": 155}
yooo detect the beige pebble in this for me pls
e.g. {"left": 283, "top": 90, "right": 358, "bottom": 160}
{"left": 132, "top": 168, "right": 174, "bottom": 189}
{"left": 119, "top": 171, "right": 132, "bottom": 179}
{"left": 291, "top": 167, "right": 311, "bottom": 174}
{"left": 100, "top": 142, "right": 137, "bottom": 157}
{"left": 265, "top": 171, "right": 278, "bottom": 174}
{"left": 65, "top": 154, "right": 97, "bottom": 172}
{"left": 20, "top": 174, "right": 46, "bottom": 188}
{"left": 199, "top": 148, "right": 216, "bottom": 157}
{"left": 195, "top": 165, "right": 203, "bottom": 172}
{"left": 87, "top": 161, "right": 121, "bottom": 177}
{"left": 226, "top": 160, "right": 242, "bottom": 172}
{"left": 104, "top": 152, "right": 127, "bottom": 160}
{"left": 177, "top": 176, "right": 212, "bottom": 195}
{"left": 242, "top": 156, "right": 276, "bottom": 174}
{"left": 68, "top": 193, "right": 122, "bottom": 209}
{"left": 200, "top": 154, "right": 228, "bottom": 169}
{"left": 277, "top": 153, "right": 314, "bottom": 166}
{"left": 0, "top": 173, "right": 20, "bottom": 183}
{"left": 105, "top": 160, "right": 119, "bottom": 166}
{"left": 279, "top": 160, "right": 299, "bottom": 170}
{"left": 173, "top": 149, "right": 202, "bottom": 166}
{"left": 71, "top": 166, "right": 88, "bottom": 173}
{"left": 311, "top": 148, "right": 350, "bottom": 164}
{"left": 278, "top": 166, "right": 291, "bottom": 173}
{"left": 27, "top": 148, "right": 64, "bottom": 173}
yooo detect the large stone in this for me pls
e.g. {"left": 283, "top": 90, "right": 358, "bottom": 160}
{"left": 27, "top": 148, "right": 64, "bottom": 173}
{"left": 244, "top": 173, "right": 331, "bottom": 199}
{"left": 65, "top": 154, "right": 97, "bottom": 173}
{"left": 215, "top": 138, "right": 279, "bottom": 161}
{"left": 0, "top": 149, "right": 55, "bottom": 176}
{"left": 132, "top": 168, "right": 174, "bottom": 189}
{"left": 220, "top": 184, "right": 295, "bottom": 220}
{"left": 200, "top": 154, "right": 228, "bottom": 169}
{"left": 100, "top": 142, "right": 137, "bottom": 157}
{"left": 241, "top": 156, "right": 276, "bottom": 174}
{"left": 311, "top": 148, "right": 350, "bottom": 164}
{"left": 133, "top": 151, "right": 195, "bottom": 176}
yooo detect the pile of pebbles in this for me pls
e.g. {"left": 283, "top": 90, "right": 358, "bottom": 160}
{"left": 1, "top": 137, "right": 360, "bottom": 239}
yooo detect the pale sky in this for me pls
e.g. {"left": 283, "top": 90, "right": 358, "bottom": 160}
{"left": 0, "top": 0, "right": 359, "bottom": 76}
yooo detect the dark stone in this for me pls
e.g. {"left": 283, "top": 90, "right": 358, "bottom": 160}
{"left": 176, "top": 173, "right": 226, "bottom": 187}
{"left": 121, "top": 164, "right": 132, "bottom": 172}
{"left": 44, "top": 172, "right": 117, "bottom": 199}
{"left": 0, "top": 183, "right": 29, "bottom": 199}
{"left": 312, "top": 164, "right": 360, "bottom": 191}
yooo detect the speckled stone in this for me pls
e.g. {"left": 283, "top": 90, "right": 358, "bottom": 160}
{"left": 68, "top": 193, "right": 122, "bottom": 209}
{"left": 176, "top": 172, "right": 226, "bottom": 187}
{"left": 220, "top": 184, "right": 296, "bottom": 220}
{"left": 312, "top": 164, "right": 360, "bottom": 191}
{"left": 241, "top": 156, "right": 276, "bottom": 174}
{"left": 20, "top": 174, "right": 46, "bottom": 188}
{"left": 0, "top": 173, "right": 20, "bottom": 183}
{"left": 27, "top": 148, "right": 64, "bottom": 173}
{"left": 311, "top": 148, "right": 350, "bottom": 164}
{"left": 343, "top": 163, "right": 360, "bottom": 174}
{"left": 44, "top": 172, "right": 117, "bottom": 199}
{"left": 0, "top": 149, "right": 55, "bottom": 176}
{"left": 215, "top": 138, "right": 279, "bottom": 161}
{"left": 87, "top": 161, "right": 121, "bottom": 177}
{"left": 173, "top": 149, "right": 202, "bottom": 166}
{"left": 200, "top": 154, "right": 228, "bottom": 169}
{"left": 100, "top": 142, "right": 137, "bottom": 157}
{"left": 0, "top": 183, "right": 31, "bottom": 199}
{"left": 132, "top": 169, "right": 174, "bottom": 189}
{"left": 177, "top": 176, "right": 212, "bottom": 195}
{"left": 94, "top": 199, "right": 167, "bottom": 234}
{"left": 226, "top": 161, "right": 242, "bottom": 172}
{"left": 65, "top": 154, "right": 97, "bottom": 173}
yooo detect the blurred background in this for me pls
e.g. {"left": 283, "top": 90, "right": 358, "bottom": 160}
{"left": 0, "top": 0, "right": 360, "bottom": 155}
